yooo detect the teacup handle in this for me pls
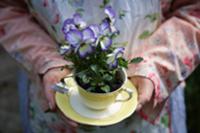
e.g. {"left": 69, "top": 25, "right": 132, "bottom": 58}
{"left": 51, "top": 82, "right": 70, "bottom": 94}
{"left": 115, "top": 88, "right": 133, "bottom": 102}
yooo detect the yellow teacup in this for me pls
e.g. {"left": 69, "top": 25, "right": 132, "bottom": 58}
{"left": 76, "top": 69, "right": 133, "bottom": 110}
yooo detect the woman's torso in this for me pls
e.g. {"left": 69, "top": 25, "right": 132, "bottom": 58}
{"left": 26, "top": 0, "right": 161, "bottom": 59}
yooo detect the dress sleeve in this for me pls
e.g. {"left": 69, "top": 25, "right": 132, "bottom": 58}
{"left": 128, "top": 0, "right": 200, "bottom": 122}
{"left": 0, "top": 1, "right": 69, "bottom": 76}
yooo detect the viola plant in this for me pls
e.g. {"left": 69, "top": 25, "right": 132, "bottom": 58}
{"left": 59, "top": 6, "right": 143, "bottom": 93}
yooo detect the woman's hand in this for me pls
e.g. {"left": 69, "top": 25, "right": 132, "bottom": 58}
{"left": 42, "top": 67, "right": 78, "bottom": 127}
{"left": 130, "top": 76, "right": 154, "bottom": 111}
{"left": 42, "top": 67, "right": 71, "bottom": 110}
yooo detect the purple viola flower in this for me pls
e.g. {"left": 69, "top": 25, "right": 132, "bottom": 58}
{"left": 78, "top": 44, "right": 93, "bottom": 58}
{"left": 100, "top": 19, "right": 110, "bottom": 34}
{"left": 104, "top": 6, "right": 116, "bottom": 24}
{"left": 62, "top": 18, "right": 76, "bottom": 34}
{"left": 110, "top": 24, "right": 119, "bottom": 35}
{"left": 82, "top": 27, "right": 96, "bottom": 44}
{"left": 103, "top": 6, "right": 119, "bottom": 35}
{"left": 73, "top": 13, "right": 86, "bottom": 29}
{"left": 65, "top": 29, "right": 82, "bottom": 48}
{"left": 59, "top": 45, "right": 71, "bottom": 55}
{"left": 89, "top": 24, "right": 100, "bottom": 38}
{"left": 106, "top": 47, "right": 124, "bottom": 68}
{"left": 100, "top": 36, "right": 112, "bottom": 51}
{"left": 99, "top": 18, "right": 119, "bottom": 36}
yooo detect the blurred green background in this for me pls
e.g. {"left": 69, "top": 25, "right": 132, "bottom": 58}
{"left": 185, "top": 66, "right": 200, "bottom": 133}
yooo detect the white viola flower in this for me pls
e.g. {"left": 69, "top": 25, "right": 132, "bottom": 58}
{"left": 104, "top": 6, "right": 116, "bottom": 24}
{"left": 106, "top": 47, "right": 125, "bottom": 68}
{"left": 59, "top": 45, "right": 71, "bottom": 55}
{"left": 62, "top": 18, "right": 77, "bottom": 34}
{"left": 65, "top": 29, "right": 83, "bottom": 48}
{"left": 73, "top": 13, "right": 87, "bottom": 29}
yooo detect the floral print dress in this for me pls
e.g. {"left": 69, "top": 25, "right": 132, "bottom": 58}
{"left": 0, "top": 0, "right": 200, "bottom": 133}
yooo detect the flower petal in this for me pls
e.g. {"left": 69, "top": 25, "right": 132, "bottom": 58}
{"left": 78, "top": 44, "right": 93, "bottom": 58}
{"left": 113, "top": 47, "right": 124, "bottom": 58}
{"left": 110, "top": 25, "right": 119, "bottom": 35}
{"left": 59, "top": 45, "right": 71, "bottom": 55}
{"left": 111, "top": 60, "right": 118, "bottom": 68}
{"left": 106, "top": 54, "right": 115, "bottom": 64}
{"left": 73, "top": 13, "right": 86, "bottom": 29}
{"left": 62, "top": 18, "right": 76, "bottom": 34}
{"left": 100, "top": 19, "right": 110, "bottom": 34}
{"left": 106, "top": 53, "right": 118, "bottom": 68}
{"left": 82, "top": 27, "right": 96, "bottom": 43}
{"left": 65, "top": 29, "right": 82, "bottom": 47}
{"left": 104, "top": 6, "right": 116, "bottom": 23}
{"left": 100, "top": 36, "right": 112, "bottom": 51}
{"left": 106, "top": 47, "right": 124, "bottom": 68}
{"left": 89, "top": 24, "right": 100, "bottom": 38}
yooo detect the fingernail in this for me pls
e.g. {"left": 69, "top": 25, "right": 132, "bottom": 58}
{"left": 49, "top": 102, "right": 53, "bottom": 110}
{"left": 136, "top": 104, "right": 142, "bottom": 111}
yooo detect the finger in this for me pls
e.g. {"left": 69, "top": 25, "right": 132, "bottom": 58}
{"left": 136, "top": 92, "right": 147, "bottom": 111}
{"left": 136, "top": 103, "right": 143, "bottom": 111}
{"left": 136, "top": 91, "right": 150, "bottom": 111}
{"left": 136, "top": 81, "right": 153, "bottom": 110}
{"left": 138, "top": 87, "right": 151, "bottom": 103}
{"left": 45, "top": 86, "right": 56, "bottom": 110}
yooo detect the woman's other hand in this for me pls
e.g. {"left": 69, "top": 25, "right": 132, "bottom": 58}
{"left": 43, "top": 67, "right": 79, "bottom": 127}
{"left": 42, "top": 67, "right": 71, "bottom": 110}
{"left": 130, "top": 76, "right": 154, "bottom": 111}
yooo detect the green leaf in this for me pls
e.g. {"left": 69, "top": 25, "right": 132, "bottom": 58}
{"left": 113, "top": 41, "right": 128, "bottom": 48}
{"left": 103, "top": 74, "right": 113, "bottom": 81}
{"left": 60, "top": 40, "right": 69, "bottom": 45}
{"left": 90, "top": 65, "right": 98, "bottom": 73}
{"left": 76, "top": 8, "right": 85, "bottom": 14}
{"left": 81, "top": 75, "right": 90, "bottom": 84}
{"left": 138, "top": 30, "right": 152, "bottom": 39}
{"left": 99, "top": 0, "right": 110, "bottom": 8}
{"left": 98, "top": 82, "right": 105, "bottom": 86}
{"left": 100, "top": 85, "right": 110, "bottom": 93}
{"left": 161, "top": 115, "right": 169, "bottom": 127}
{"left": 99, "top": 4, "right": 104, "bottom": 9}
{"left": 99, "top": 69, "right": 106, "bottom": 74}
{"left": 76, "top": 70, "right": 86, "bottom": 78}
{"left": 119, "top": 10, "right": 127, "bottom": 19}
{"left": 103, "top": 0, "right": 110, "bottom": 6}
{"left": 145, "top": 13, "right": 159, "bottom": 22}
{"left": 130, "top": 57, "right": 143, "bottom": 64}
{"left": 87, "top": 87, "right": 95, "bottom": 92}
{"left": 91, "top": 82, "right": 97, "bottom": 86}
{"left": 118, "top": 57, "right": 129, "bottom": 68}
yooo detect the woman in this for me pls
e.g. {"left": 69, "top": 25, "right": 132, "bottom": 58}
{"left": 0, "top": 0, "right": 199, "bottom": 132}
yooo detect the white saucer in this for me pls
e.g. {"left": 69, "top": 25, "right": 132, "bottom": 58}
{"left": 56, "top": 77, "right": 138, "bottom": 126}
{"left": 69, "top": 88, "right": 122, "bottom": 119}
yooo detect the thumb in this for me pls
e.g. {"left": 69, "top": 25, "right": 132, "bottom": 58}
{"left": 45, "top": 84, "right": 56, "bottom": 110}
{"left": 130, "top": 76, "right": 154, "bottom": 111}
{"left": 42, "top": 67, "right": 71, "bottom": 111}
{"left": 136, "top": 86, "right": 150, "bottom": 111}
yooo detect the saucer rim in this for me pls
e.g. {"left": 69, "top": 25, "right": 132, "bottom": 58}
{"left": 56, "top": 79, "right": 138, "bottom": 126}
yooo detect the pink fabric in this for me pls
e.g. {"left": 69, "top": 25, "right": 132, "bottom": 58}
{"left": 0, "top": 1, "right": 69, "bottom": 76}
{"left": 131, "top": 1, "right": 200, "bottom": 122}
{"left": 0, "top": 0, "right": 200, "bottom": 127}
